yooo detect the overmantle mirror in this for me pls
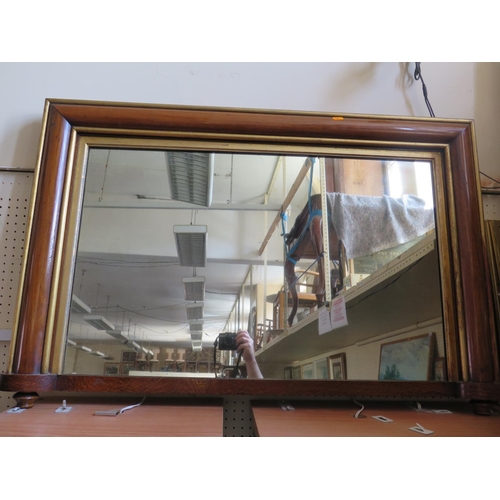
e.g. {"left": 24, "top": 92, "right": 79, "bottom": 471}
{"left": 2, "top": 99, "right": 498, "bottom": 405}
{"left": 65, "top": 149, "right": 440, "bottom": 382}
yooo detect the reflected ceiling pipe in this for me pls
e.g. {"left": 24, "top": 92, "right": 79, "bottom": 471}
{"left": 83, "top": 200, "right": 281, "bottom": 210}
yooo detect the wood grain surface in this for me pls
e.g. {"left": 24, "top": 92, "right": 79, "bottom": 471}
{"left": 251, "top": 400, "right": 500, "bottom": 437}
{"left": 0, "top": 397, "right": 223, "bottom": 437}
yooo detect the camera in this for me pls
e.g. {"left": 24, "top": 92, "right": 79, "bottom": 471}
{"left": 218, "top": 332, "right": 237, "bottom": 350}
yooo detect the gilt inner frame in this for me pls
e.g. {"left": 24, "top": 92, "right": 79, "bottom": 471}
{"left": 4, "top": 99, "right": 495, "bottom": 400}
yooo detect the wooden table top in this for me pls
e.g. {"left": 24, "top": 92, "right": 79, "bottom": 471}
{"left": 251, "top": 400, "right": 500, "bottom": 437}
{"left": 0, "top": 397, "right": 223, "bottom": 437}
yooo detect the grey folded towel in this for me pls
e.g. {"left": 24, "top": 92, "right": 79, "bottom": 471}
{"left": 327, "top": 193, "right": 435, "bottom": 259}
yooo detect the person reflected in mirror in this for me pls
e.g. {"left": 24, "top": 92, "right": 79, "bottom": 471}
{"left": 235, "top": 330, "right": 263, "bottom": 379}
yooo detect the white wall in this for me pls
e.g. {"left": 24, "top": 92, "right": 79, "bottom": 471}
{"left": 0, "top": 62, "right": 499, "bottom": 183}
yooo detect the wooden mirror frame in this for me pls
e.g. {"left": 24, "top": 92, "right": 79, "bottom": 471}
{"left": 1, "top": 99, "right": 498, "bottom": 410}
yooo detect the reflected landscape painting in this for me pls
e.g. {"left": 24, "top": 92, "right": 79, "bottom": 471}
{"left": 378, "top": 333, "right": 435, "bottom": 381}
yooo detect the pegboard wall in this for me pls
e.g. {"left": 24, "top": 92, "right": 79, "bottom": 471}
{"left": 223, "top": 397, "right": 257, "bottom": 436}
{"left": 483, "top": 193, "right": 500, "bottom": 221}
{"left": 0, "top": 341, "right": 14, "bottom": 412}
{"left": 0, "top": 169, "right": 34, "bottom": 413}
{"left": 0, "top": 170, "right": 33, "bottom": 328}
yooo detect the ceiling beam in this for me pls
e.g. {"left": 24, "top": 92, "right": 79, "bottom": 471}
{"left": 83, "top": 200, "right": 282, "bottom": 211}
{"left": 258, "top": 157, "right": 313, "bottom": 256}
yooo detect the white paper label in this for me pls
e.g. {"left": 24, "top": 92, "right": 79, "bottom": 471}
{"left": 318, "top": 306, "right": 332, "bottom": 335}
{"left": 330, "top": 296, "right": 348, "bottom": 330}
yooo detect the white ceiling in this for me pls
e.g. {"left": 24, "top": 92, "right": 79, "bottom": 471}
{"left": 68, "top": 149, "right": 316, "bottom": 348}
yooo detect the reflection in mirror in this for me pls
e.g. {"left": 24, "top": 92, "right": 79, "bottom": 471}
{"left": 64, "top": 149, "right": 444, "bottom": 382}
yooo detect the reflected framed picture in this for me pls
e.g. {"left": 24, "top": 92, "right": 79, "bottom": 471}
{"left": 121, "top": 363, "right": 134, "bottom": 376}
{"left": 434, "top": 357, "right": 446, "bottom": 381}
{"left": 328, "top": 353, "right": 347, "bottom": 380}
{"left": 121, "top": 351, "right": 137, "bottom": 363}
{"left": 292, "top": 366, "right": 301, "bottom": 380}
{"left": 198, "top": 363, "right": 209, "bottom": 373}
{"left": 136, "top": 360, "right": 148, "bottom": 371}
{"left": 104, "top": 363, "right": 120, "bottom": 376}
{"left": 301, "top": 363, "right": 314, "bottom": 379}
{"left": 186, "top": 363, "right": 196, "bottom": 373}
{"left": 378, "top": 332, "right": 435, "bottom": 381}
{"left": 314, "top": 359, "right": 329, "bottom": 380}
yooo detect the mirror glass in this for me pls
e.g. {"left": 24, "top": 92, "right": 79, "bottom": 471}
{"left": 63, "top": 147, "right": 445, "bottom": 382}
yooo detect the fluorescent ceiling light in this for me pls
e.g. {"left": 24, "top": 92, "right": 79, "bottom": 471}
{"left": 71, "top": 295, "right": 92, "bottom": 314}
{"left": 189, "top": 320, "right": 204, "bottom": 332}
{"left": 182, "top": 276, "right": 205, "bottom": 301}
{"left": 78, "top": 345, "right": 92, "bottom": 353}
{"left": 67, "top": 339, "right": 77, "bottom": 347}
{"left": 192, "top": 340, "right": 203, "bottom": 352}
{"left": 125, "top": 340, "right": 141, "bottom": 351}
{"left": 91, "top": 350, "right": 106, "bottom": 357}
{"left": 190, "top": 332, "right": 203, "bottom": 341}
{"left": 166, "top": 152, "right": 214, "bottom": 207}
{"left": 103, "top": 355, "right": 115, "bottom": 361}
{"left": 83, "top": 315, "right": 115, "bottom": 331}
{"left": 186, "top": 302, "right": 204, "bottom": 321}
{"left": 174, "top": 225, "right": 207, "bottom": 267}
{"left": 106, "top": 330, "right": 129, "bottom": 342}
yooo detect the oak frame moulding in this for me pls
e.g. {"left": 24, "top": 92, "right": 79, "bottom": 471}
{"left": 1, "top": 99, "right": 498, "bottom": 409}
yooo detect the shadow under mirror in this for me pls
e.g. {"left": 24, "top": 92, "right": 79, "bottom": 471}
{"left": 64, "top": 149, "right": 444, "bottom": 383}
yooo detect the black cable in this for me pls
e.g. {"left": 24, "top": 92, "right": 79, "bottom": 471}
{"left": 414, "top": 62, "right": 435, "bottom": 118}
{"left": 414, "top": 63, "right": 500, "bottom": 189}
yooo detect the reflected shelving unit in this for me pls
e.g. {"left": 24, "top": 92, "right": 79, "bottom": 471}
{"left": 256, "top": 232, "right": 442, "bottom": 371}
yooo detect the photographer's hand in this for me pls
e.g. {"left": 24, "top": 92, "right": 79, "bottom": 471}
{"left": 235, "top": 330, "right": 263, "bottom": 379}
